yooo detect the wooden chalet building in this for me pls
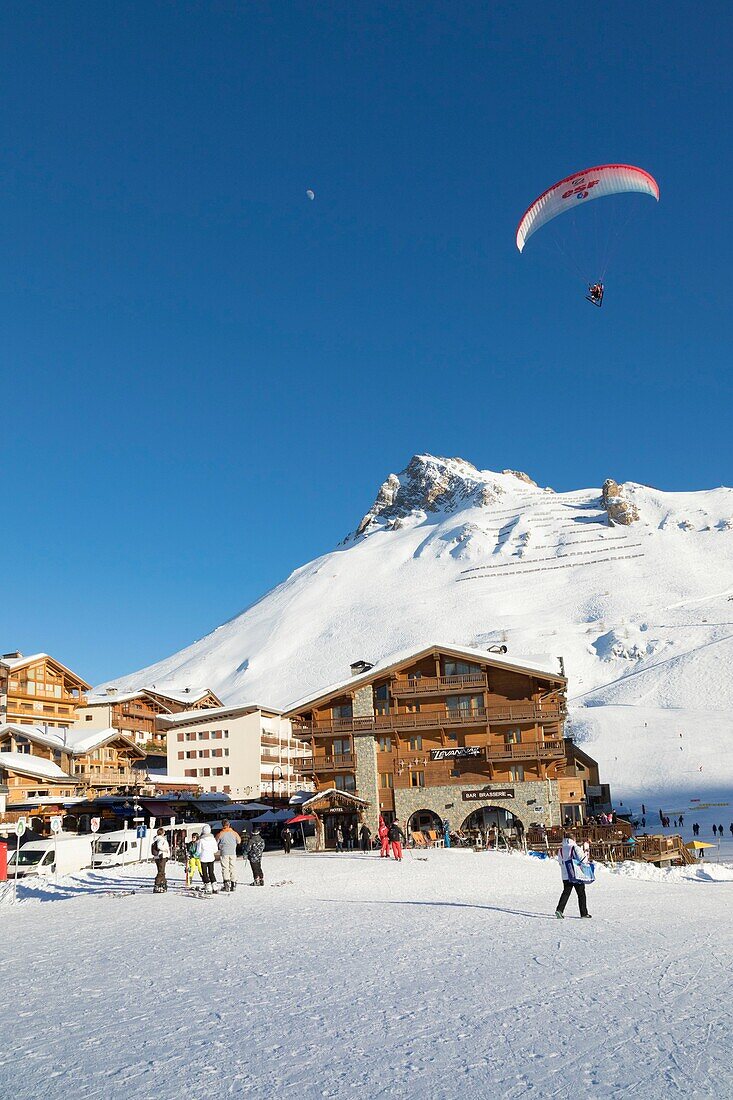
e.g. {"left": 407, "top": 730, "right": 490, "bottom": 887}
{"left": 76, "top": 686, "right": 222, "bottom": 749}
{"left": 0, "top": 652, "right": 90, "bottom": 728}
{"left": 0, "top": 723, "right": 146, "bottom": 818}
{"left": 285, "top": 644, "right": 609, "bottom": 844}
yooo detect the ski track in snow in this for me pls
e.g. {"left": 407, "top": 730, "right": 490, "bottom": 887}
{"left": 0, "top": 851, "right": 732, "bottom": 1100}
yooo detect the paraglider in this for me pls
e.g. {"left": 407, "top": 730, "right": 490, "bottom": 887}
{"left": 516, "top": 164, "right": 659, "bottom": 305}
{"left": 306, "top": 189, "right": 315, "bottom": 201}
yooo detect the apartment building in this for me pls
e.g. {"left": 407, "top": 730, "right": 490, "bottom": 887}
{"left": 285, "top": 643, "right": 608, "bottom": 845}
{"left": 159, "top": 704, "right": 310, "bottom": 800}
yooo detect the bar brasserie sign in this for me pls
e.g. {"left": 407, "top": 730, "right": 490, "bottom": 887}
{"left": 462, "top": 787, "right": 515, "bottom": 801}
{"left": 430, "top": 747, "right": 482, "bottom": 761}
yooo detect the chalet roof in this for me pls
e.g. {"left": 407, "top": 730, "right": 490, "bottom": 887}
{"left": 0, "top": 751, "right": 72, "bottom": 782}
{"left": 156, "top": 703, "right": 282, "bottom": 726}
{"left": 84, "top": 685, "right": 222, "bottom": 709}
{"left": 0, "top": 724, "right": 144, "bottom": 758}
{"left": 300, "top": 788, "right": 369, "bottom": 809}
{"left": 283, "top": 642, "right": 566, "bottom": 716}
{"left": 0, "top": 652, "right": 91, "bottom": 690}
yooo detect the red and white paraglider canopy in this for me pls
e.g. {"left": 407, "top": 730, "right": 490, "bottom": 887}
{"left": 516, "top": 164, "right": 659, "bottom": 253}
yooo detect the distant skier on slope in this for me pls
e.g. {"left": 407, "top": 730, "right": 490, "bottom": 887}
{"left": 555, "top": 830, "right": 593, "bottom": 919}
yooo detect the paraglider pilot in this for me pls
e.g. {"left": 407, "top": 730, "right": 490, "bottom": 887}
{"left": 586, "top": 282, "right": 604, "bottom": 307}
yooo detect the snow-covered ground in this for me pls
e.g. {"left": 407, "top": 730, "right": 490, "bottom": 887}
{"left": 1, "top": 849, "right": 732, "bottom": 1100}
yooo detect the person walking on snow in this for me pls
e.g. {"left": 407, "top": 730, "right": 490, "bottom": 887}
{"left": 246, "top": 826, "right": 265, "bottom": 885}
{"left": 388, "top": 821, "right": 405, "bottom": 861}
{"left": 359, "top": 822, "right": 372, "bottom": 853}
{"left": 186, "top": 832, "right": 203, "bottom": 887}
{"left": 555, "top": 830, "right": 592, "bottom": 919}
{"left": 346, "top": 822, "right": 355, "bottom": 851}
{"left": 693, "top": 822, "right": 700, "bottom": 837}
{"left": 281, "top": 826, "right": 293, "bottom": 854}
{"left": 217, "top": 819, "right": 241, "bottom": 892}
{"left": 335, "top": 825, "right": 344, "bottom": 852}
{"left": 378, "top": 818, "right": 390, "bottom": 858}
{"left": 152, "top": 828, "right": 170, "bottom": 893}
{"left": 196, "top": 824, "right": 219, "bottom": 894}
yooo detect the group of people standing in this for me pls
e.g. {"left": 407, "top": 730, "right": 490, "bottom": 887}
{"left": 152, "top": 819, "right": 267, "bottom": 894}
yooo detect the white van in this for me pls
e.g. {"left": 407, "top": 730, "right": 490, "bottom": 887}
{"left": 91, "top": 829, "right": 157, "bottom": 868}
{"left": 7, "top": 835, "right": 94, "bottom": 878}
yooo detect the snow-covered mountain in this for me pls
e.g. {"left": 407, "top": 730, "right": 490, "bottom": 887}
{"left": 102, "top": 455, "right": 733, "bottom": 797}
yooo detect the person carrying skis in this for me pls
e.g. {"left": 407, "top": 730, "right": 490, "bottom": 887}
{"left": 217, "top": 819, "right": 241, "bottom": 892}
{"left": 555, "top": 830, "right": 592, "bottom": 919}
{"left": 359, "top": 822, "right": 372, "bottom": 853}
{"left": 151, "top": 828, "right": 170, "bottom": 893}
{"left": 388, "top": 820, "right": 405, "bottom": 861}
{"left": 196, "top": 824, "right": 219, "bottom": 894}
{"left": 281, "top": 825, "right": 293, "bottom": 854}
{"left": 378, "top": 817, "right": 390, "bottom": 858}
{"left": 246, "top": 826, "right": 265, "bottom": 885}
{"left": 186, "top": 832, "right": 203, "bottom": 887}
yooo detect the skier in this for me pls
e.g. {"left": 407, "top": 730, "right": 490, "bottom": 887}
{"left": 217, "top": 819, "right": 241, "bottom": 892}
{"left": 359, "top": 822, "right": 372, "bottom": 853}
{"left": 281, "top": 826, "right": 293, "bottom": 854}
{"left": 186, "top": 832, "right": 203, "bottom": 887}
{"left": 246, "top": 826, "right": 265, "bottom": 885}
{"left": 378, "top": 818, "right": 390, "bottom": 858}
{"left": 712, "top": 825, "right": 718, "bottom": 838}
{"left": 678, "top": 814, "right": 684, "bottom": 826}
{"left": 151, "top": 828, "right": 170, "bottom": 893}
{"left": 693, "top": 822, "right": 700, "bottom": 837}
{"left": 729, "top": 823, "right": 733, "bottom": 837}
{"left": 388, "top": 820, "right": 405, "bottom": 861}
{"left": 555, "top": 830, "right": 592, "bottom": 919}
{"left": 641, "top": 804, "right": 646, "bottom": 815}
{"left": 196, "top": 824, "right": 219, "bottom": 894}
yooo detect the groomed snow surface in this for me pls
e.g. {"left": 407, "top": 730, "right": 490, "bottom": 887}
{"left": 1, "top": 849, "right": 732, "bottom": 1100}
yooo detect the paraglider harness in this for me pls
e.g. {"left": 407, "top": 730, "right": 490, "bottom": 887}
{"left": 586, "top": 282, "right": 604, "bottom": 307}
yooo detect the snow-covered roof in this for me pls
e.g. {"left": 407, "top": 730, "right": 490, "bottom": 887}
{"left": 85, "top": 685, "right": 220, "bottom": 708}
{"left": 0, "top": 652, "right": 91, "bottom": 689}
{"left": 284, "top": 642, "right": 566, "bottom": 715}
{"left": 156, "top": 702, "right": 281, "bottom": 726}
{"left": 0, "top": 724, "right": 142, "bottom": 757}
{"left": 0, "top": 752, "right": 72, "bottom": 781}
{"left": 301, "top": 787, "right": 369, "bottom": 808}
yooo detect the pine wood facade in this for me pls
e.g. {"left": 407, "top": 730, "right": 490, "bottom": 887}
{"left": 0, "top": 652, "right": 90, "bottom": 728}
{"left": 76, "top": 687, "right": 223, "bottom": 748}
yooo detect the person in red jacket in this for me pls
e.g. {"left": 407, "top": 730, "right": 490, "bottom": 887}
{"left": 378, "top": 817, "right": 390, "bottom": 858}
{"left": 388, "top": 821, "right": 405, "bottom": 861}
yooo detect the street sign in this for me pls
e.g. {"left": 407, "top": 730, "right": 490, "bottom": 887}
{"left": 15, "top": 817, "right": 26, "bottom": 838}
{"left": 136, "top": 825, "right": 147, "bottom": 839}
{"left": 50, "top": 816, "right": 63, "bottom": 834}
{"left": 90, "top": 817, "right": 101, "bottom": 833}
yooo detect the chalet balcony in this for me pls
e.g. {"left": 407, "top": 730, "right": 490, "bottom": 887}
{"left": 293, "top": 753, "right": 355, "bottom": 773}
{"left": 296, "top": 702, "right": 564, "bottom": 737}
{"left": 390, "top": 673, "right": 488, "bottom": 697}
{"left": 484, "top": 739, "right": 565, "bottom": 761}
{"left": 72, "top": 769, "right": 136, "bottom": 786}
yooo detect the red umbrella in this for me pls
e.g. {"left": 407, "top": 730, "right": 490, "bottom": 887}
{"left": 286, "top": 813, "right": 316, "bottom": 851}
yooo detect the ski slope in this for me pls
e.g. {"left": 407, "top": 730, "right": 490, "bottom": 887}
{"left": 101, "top": 455, "right": 733, "bottom": 800}
{"left": 1, "top": 850, "right": 731, "bottom": 1100}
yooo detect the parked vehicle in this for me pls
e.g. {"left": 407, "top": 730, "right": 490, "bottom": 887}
{"left": 7, "top": 835, "right": 94, "bottom": 878}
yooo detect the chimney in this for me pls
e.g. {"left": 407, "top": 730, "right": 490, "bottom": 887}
{"left": 350, "top": 660, "right": 374, "bottom": 677}
{"left": 2, "top": 651, "right": 22, "bottom": 660}
{"left": 106, "top": 687, "right": 118, "bottom": 696}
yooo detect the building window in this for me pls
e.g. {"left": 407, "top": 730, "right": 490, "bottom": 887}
{"left": 509, "top": 765, "right": 524, "bottom": 782}
{"left": 177, "top": 751, "right": 184, "bottom": 760}
{"left": 85, "top": 714, "right": 93, "bottom": 722}
{"left": 334, "top": 774, "right": 356, "bottom": 792}
{"left": 200, "top": 768, "right": 211, "bottom": 777}
{"left": 332, "top": 703, "right": 353, "bottom": 720}
{"left": 380, "top": 772, "right": 394, "bottom": 789}
{"left": 507, "top": 729, "right": 522, "bottom": 745}
{"left": 446, "top": 694, "right": 483, "bottom": 715}
{"left": 405, "top": 702, "right": 421, "bottom": 714}
{"left": 332, "top": 738, "right": 350, "bottom": 757}
{"left": 199, "top": 731, "right": 210, "bottom": 740}
{"left": 444, "top": 659, "right": 480, "bottom": 676}
{"left": 184, "top": 769, "right": 197, "bottom": 777}
{"left": 408, "top": 736, "right": 422, "bottom": 751}
{"left": 410, "top": 771, "right": 425, "bottom": 788}
{"left": 378, "top": 736, "right": 392, "bottom": 752}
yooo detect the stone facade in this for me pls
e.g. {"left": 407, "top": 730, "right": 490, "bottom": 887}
{"left": 353, "top": 734, "right": 380, "bottom": 835}
{"left": 352, "top": 685, "right": 374, "bottom": 717}
{"left": 393, "top": 780, "right": 561, "bottom": 832}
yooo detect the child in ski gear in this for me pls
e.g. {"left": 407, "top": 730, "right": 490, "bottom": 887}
{"left": 378, "top": 820, "right": 389, "bottom": 858}
{"left": 388, "top": 821, "right": 405, "bottom": 861}
{"left": 186, "top": 832, "right": 202, "bottom": 886}
{"left": 246, "top": 827, "right": 265, "bottom": 885}
{"left": 217, "top": 820, "right": 241, "bottom": 891}
{"left": 151, "top": 828, "right": 170, "bottom": 892}
{"left": 196, "top": 824, "right": 219, "bottom": 893}
{"left": 359, "top": 823, "right": 372, "bottom": 853}
{"left": 281, "top": 826, "right": 293, "bottom": 854}
{"left": 556, "top": 831, "right": 591, "bottom": 918}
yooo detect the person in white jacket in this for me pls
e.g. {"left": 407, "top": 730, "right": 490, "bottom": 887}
{"left": 196, "top": 824, "right": 219, "bottom": 893}
{"left": 556, "top": 831, "right": 592, "bottom": 918}
{"left": 152, "top": 828, "right": 170, "bottom": 893}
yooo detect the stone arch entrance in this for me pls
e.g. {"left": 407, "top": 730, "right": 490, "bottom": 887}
{"left": 407, "top": 809, "right": 443, "bottom": 838}
{"left": 461, "top": 805, "right": 525, "bottom": 847}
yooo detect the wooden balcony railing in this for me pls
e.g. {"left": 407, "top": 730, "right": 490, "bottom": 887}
{"left": 293, "top": 753, "right": 355, "bottom": 773}
{"left": 390, "top": 673, "right": 488, "bottom": 697}
{"left": 484, "top": 739, "right": 565, "bottom": 761}
{"left": 72, "top": 769, "right": 136, "bottom": 786}
{"left": 296, "top": 703, "right": 564, "bottom": 737}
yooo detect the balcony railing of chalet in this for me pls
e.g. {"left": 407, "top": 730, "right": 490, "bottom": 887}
{"left": 297, "top": 703, "right": 564, "bottom": 736}
{"left": 293, "top": 753, "right": 355, "bottom": 773}
{"left": 484, "top": 739, "right": 565, "bottom": 761}
{"left": 390, "top": 673, "right": 488, "bottom": 697}
{"left": 260, "top": 735, "right": 281, "bottom": 747}
{"left": 10, "top": 686, "right": 84, "bottom": 704}
{"left": 72, "top": 769, "right": 136, "bottom": 785}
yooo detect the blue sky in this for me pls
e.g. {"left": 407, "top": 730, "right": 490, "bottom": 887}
{"left": 2, "top": 1, "right": 731, "bottom": 683}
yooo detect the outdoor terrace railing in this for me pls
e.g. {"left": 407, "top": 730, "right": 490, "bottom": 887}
{"left": 390, "top": 673, "right": 488, "bottom": 697}
{"left": 293, "top": 753, "right": 355, "bottom": 773}
{"left": 296, "top": 703, "right": 564, "bottom": 737}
